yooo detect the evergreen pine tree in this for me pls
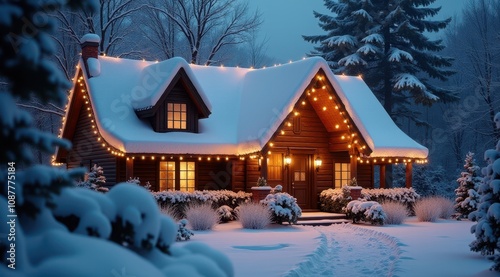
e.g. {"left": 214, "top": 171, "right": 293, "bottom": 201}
{"left": 0, "top": 1, "right": 97, "bottom": 217}
{"left": 87, "top": 164, "right": 108, "bottom": 192}
{"left": 304, "top": 0, "right": 457, "bottom": 120}
{"left": 454, "top": 152, "right": 481, "bottom": 219}
{"left": 469, "top": 112, "right": 500, "bottom": 271}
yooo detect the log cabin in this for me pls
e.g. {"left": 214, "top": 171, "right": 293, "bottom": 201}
{"left": 54, "top": 34, "right": 428, "bottom": 210}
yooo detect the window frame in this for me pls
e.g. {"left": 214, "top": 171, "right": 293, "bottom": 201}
{"left": 334, "top": 162, "right": 351, "bottom": 188}
{"left": 159, "top": 160, "right": 196, "bottom": 192}
{"left": 166, "top": 102, "right": 187, "bottom": 130}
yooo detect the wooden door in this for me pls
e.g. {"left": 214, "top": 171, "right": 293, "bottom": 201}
{"left": 291, "top": 154, "right": 311, "bottom": 209}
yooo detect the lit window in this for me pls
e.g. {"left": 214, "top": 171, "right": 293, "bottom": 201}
{"left": 267, "top": 153, "right": 283, "bottom": 181}
{"left": 167, "top": 103, "right": 187, "bottom": 129}
{"left": 159, "top": 161, "right": 196, "bottom": 192}
{"left": 159, "top": 161, "right": 175, "bottom": 191}
{"left": 334, "top": 163, "right": 351, "bottom": 188}
{"left": 179, "top": 162, "right": 195, "bottom": 192}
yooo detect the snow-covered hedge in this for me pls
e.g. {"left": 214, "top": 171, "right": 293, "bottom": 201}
{"left": 261, "top": 192, "right": 302, "bottom": 224}
{"left": 320, "top": 187, "right": 420, "bottom": 213}
{"left": 153, "top": 190, "right": 252, "bottom": 217}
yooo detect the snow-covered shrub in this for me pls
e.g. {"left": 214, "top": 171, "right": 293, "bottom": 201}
{"left": 436, "top": 197, "right": 455, "bottom": 219}
{"left": 185, "top": 203, "right": 220, "bottom": 230}
{"left": 127, "top": 176, "right": 152, "bottom": 191}
{"left": 154, "top": 190, "right": 252, "bottom": 217}
{"left": 470, "top": 112, "right": 500, "bottom": 271}
{"left": 217, "top": 205, "right": 235, "bottom": 223}
{"left": 273, "top": 184, "right": 283, "bottom": 193}
{"left": 381, "top": 201, "right": 408, "bottom": 225}
{"left": 76, "top": 164, "right": 109, "bottom": 192}
{"left": 320, "top": 187, "right": 420, "bottom": 214}
{"left": 455, "top": 152, "right": 481, "bottom": 219}
{"left": 160, "top": 204, "right": 194, "bottom": 241}
{"left": 177, "top": 219, "right": 194, "bottom": 241}
{"left": 236, "top": 203, "right": 272, "bottom": 229}
{"left": 345, "top": 200, "right": 386, "bottom": 225}
{"left": 414, "top": 197, "right": 444, "bottom": 222}
{"left": 319, "top": 186, "right": 352, "bottom": 212}
{"left": 262, "top": 192, "right": 302, "bottom": 224}
{"left": 160, "top": 203, "right": 181, "bottom": 221}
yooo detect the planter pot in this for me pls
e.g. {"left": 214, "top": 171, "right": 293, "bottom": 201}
{"left": 251, "top": 186, "right": 272, "bottom": 203}
{"left": 348, "top": 186, "right": 362, "bottom": 200}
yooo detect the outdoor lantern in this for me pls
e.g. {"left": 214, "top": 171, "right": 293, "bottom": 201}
{"left": 314, "top": 156, "right": 322, "bottom": 172}
{"left": 284, "top": 148, "right": 292, "bottom": 168}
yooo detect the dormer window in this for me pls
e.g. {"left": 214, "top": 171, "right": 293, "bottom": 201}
{"left": 133, "top": 68, "right": 211, "bottom": 133}
{"left": 167, "top": 103, "right": 187, "bottom": 130}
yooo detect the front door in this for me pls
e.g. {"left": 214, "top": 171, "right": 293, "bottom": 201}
{"left": 290, "top": 154, "right": 311, "bottom": 209}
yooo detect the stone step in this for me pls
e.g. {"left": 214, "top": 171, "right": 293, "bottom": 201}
{"left": 297, "top": 212, "right": 349, "bottom": 226}
{"left": 297, "top": 218, "right": 351, "bottom": 226}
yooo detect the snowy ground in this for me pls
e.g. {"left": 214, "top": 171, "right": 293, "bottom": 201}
{"left": 193, "top": 218, "right": 498, "bottom": 277}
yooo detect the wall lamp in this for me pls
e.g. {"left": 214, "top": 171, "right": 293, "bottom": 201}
{"left": 314, "top": 156, "right": 322, "bottom": 172}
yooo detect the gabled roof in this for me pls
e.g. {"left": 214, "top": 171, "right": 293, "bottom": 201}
{"left": 68, "top": 55, "right": 427, "bottom": 158}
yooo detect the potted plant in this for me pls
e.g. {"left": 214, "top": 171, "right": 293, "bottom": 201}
{"left": 251, "top": 177, "right": 272, "bottom": 202}
{"left": 347, "top": 177, "right": 362, "bottom": 200}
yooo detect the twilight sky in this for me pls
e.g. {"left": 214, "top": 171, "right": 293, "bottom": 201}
{"left": 248, "top": 0, "right": 468, "bottom": 64}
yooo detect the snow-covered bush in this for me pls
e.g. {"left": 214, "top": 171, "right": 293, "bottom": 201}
{"left": 469, "top": 112, "right": 500, "bottom": 271}
{"left": 177, "top": 219, "right": 194, "bottom": 241}
{"left": 185, "top": 203, "right": 220, "bottom": 230}
{"left": 320, "top": 187, "right": 420, "bottom": 214}
{"left": 77, "top": 164, "right": 108, "bottom": 192}
{"left": 345, "top": 200, "right": 386, "bottom": 225}
{"left": 436, "top": 197, "right": 455, "bottom": 219}
{"left": 160, "top": 203, "right": 181, "bottom": 221}
{"left": 319, "top": 186, "right": 352, "bottom": 212}
{"left": 273, "top": 184, "right": 283, "bottom": 193}
{"left": 217, "top": 205, "right": 235, "bottom": 223}
{"left": 262, "top": 192, "right": 302, "bottom": 224}
{"left": 414, "top": 197, "right": 447, "bottom": 222}
{"left": 127, "top": 176, "right": 152, "bottom": 191}
{"left": 381, "top": 201, "right": 408, "bottom": 225}
{"left": 154, "top": 190, "right": 252, "bottom": 217}
{"left": 455, "top": 152, "right": 481, "bottom": 219}
{"left": 236, "top": 203, "right": 272, "bottom": 229}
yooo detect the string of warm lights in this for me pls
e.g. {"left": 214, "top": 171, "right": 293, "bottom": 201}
{"left": 262, "top": 72, "right": 427, "bottom": 165}
{"left": 53, "top": 58, "right": 427, "bottom": 167}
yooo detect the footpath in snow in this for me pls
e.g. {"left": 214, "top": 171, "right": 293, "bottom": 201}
{"left": 284, "top": 224, "right": 401, "bottom": 277}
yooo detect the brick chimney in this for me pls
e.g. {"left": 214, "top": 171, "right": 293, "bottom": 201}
{"left": 80, "top": 34, "right": 100, "bottom": 77}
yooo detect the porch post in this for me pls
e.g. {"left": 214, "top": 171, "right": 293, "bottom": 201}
{"left": 260, "top": 155, "right": 268, "bottom": 179}
{"left": 379, "top": 164, "right": 386, "bottom": 189}
{"left": 126, "top": 158, "right": 134, "bottom": 181}
{"left": 350, "top": 152, "right": 357, "bottom": 182}
{"left": 405, "top": 162, "right": 413, "bottom": 188}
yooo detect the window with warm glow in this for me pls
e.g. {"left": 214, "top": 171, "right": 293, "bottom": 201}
{"left": 159, "top": 161, "right": 196, "bottom": 192}
{"left": 179, "top": 161, "right": 195, "bottom": 192}
{"left": 159, "top": 161, "right": 175, "bottom": 191}
{"left": 334, "top": 163, "right": 350, "bottom": 188}
{"left": 167, "top": 103, "right": 187, "bottom": 129}
{"left": 267, "top": 153, "right": 283, "bottom": 181}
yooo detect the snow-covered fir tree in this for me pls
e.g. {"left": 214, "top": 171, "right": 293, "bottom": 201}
{"left": 469, "top": 112, "right": 500, "bottom": 271}
{"left": 77, "top": 164, "right": 108, "bottom": 192}
{"left": 304, "top": 0, "right": 456, "bottom": 120}
{"left": 455, "top": 152, "right": 481, "bottom": 219}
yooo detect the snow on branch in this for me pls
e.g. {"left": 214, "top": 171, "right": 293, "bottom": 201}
{"left": 326, "top": 35, "right": 357, "bottom": 47}
{"left": 338, "top": 53, "right": 367, "bottom": 66}
{"left": 389, "top": 48, "right": 414, "bottom": 62}
{"left": 351, "top": 9, "right": 373, "bottom": 21}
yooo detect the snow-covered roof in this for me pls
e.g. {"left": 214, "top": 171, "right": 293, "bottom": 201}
{"left": 78, "top": 56, "right": 428, "bottom": 158}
